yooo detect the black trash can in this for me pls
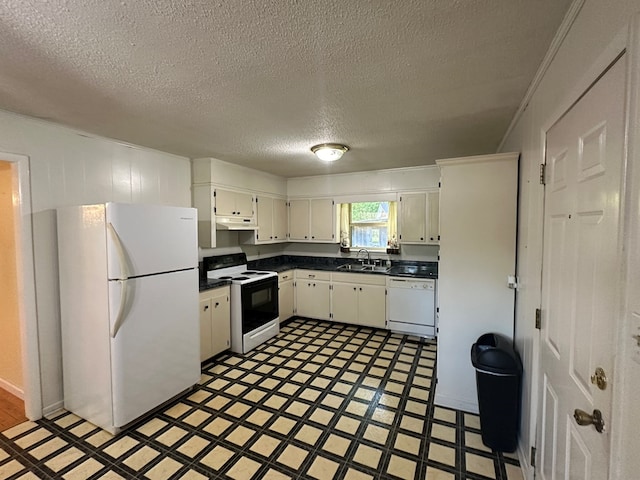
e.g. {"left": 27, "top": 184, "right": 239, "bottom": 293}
{"left": 470, "top": 333, "right": 522, "bottom": 452}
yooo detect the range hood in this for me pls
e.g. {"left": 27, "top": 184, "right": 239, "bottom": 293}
{"left": 215, "top": 216, "right": 259, "bottom": 230}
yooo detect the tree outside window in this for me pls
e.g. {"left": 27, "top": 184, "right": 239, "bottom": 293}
{"left": 350, "top": 202, "right": 390, "bottom": 249}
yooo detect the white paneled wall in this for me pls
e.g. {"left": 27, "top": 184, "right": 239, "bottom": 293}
{"left": 0, "top": 110, "right": 191, "bottom": 413}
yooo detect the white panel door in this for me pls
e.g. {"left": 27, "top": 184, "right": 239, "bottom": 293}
{"left": 106, "top": 203, "right": 198, "bottom": 279}
{"left": 109, "top": 268, "right": 200, "bottom": 427}
{"left": 538, "top": 56, "right": 625, "bottom": 480}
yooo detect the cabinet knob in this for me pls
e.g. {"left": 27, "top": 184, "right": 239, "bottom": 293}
{"left": 204, "top": 305, "right": 209, "bottom": 311}
{"left": 353, "top": 287, "right": 356, "bottom": 291}
{"left": 215, "top": 302, "right": 219, "bottom": 307}
{"left": 359, "top": 287, "right": 362, "bottom": 291}
{"left": 305, "top": 236, "right": 308, "bottom": 239}
{"left": 420, "top": 237, "right": 424, "bottom": 240}
{"left": 312, "top": 236, "right": 315, "bottom": 239}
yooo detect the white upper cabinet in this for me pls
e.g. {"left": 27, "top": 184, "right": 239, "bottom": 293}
{"left": 215, "top": 188, "right": 254, "bottom": 217}
{"left": 288, "top": 198, "right": 337, "bottom": 243}
{"left": 273, "top": 198, "right": 288, "bottom": 241}
{"left": 399, "top": 191, "right": 439, "bottom": 245}
{"left": 310, "top": 199, "right": 335, "bottom": 241}
{"left": 256, "top": 195, "right": 274, "bottom": 241}
{"left": 428, "top": 191, "right": 440, "bottom": 243}
{"left": 246, "top": 195, "right": 288, "bottom": 244}
{"left": 289, "top": 199, "right": 310, "bottom": 240}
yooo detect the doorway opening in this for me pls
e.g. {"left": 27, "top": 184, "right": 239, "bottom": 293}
{"left": 0, "top": 153, "right": 42, "bottom": 423}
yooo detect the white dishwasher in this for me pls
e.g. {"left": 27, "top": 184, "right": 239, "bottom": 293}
{"left": 386, "top": 277, "right": 436, "bottom": 337}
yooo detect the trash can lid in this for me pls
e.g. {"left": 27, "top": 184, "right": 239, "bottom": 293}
{"left": 471, "top": 333, "right": 522, "bottom": 374}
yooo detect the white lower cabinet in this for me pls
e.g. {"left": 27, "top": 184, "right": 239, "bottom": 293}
{"left": 292, "top": 270, "right": 387, "bottom": 328}
{"left": 278, "top": 270, "right": 295, "bottom": 322}
{"left": 331, "top": 272, "right": 386, "bottom": 328}
{"left": 199, "top": 285, "right": 230, "bottom": 361}
{"left": 295, "top": 270, "right": 331, "bottom": 320}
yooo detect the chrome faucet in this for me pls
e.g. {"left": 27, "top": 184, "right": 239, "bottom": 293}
{"left": 357, "top": 249, "right": 371, "bottom": 265}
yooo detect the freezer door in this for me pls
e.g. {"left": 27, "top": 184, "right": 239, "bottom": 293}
{"left": 109, "top": 269, "right": 200, "bottom": 428}
{"left": 106, "top": 203, "right": 198, "bottom": 279}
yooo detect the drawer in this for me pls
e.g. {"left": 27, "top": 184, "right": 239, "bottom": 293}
{"left": 278, "top": 270, "right": 294, "bottom": 282}
{"left": 295, "top": 269, "right": 331, "bottom": 281}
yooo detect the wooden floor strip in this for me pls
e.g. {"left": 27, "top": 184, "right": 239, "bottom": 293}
{"left": 0, "top": 387, "right": 27, "bottom": 432}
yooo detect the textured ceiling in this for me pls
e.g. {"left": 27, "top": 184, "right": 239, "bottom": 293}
{"left": 0, "top": 1, "right": 572, "bottom": 177}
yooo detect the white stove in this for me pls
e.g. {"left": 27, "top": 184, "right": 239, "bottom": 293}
{"left": 208, "top": 268, "right": 278, "bottom": 286}
{"left": 204, "top": 253, "right": 279, "bottom": 354}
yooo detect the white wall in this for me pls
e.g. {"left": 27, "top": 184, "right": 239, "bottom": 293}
{"left": 287, "top": 165, "right": 440, "bottom": 198}
{"left": 0, "top": 110, "right": 191, "bottom": 414}
{"left": 500, "top": 1, "right": 640, "bottom": 477}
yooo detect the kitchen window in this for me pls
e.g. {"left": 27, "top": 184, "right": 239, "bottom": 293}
{"left": 340, "top": 201, "right": 398, "bottom": 250}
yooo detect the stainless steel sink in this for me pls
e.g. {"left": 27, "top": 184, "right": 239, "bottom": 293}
{"left": 337, "top": 264, "right": 390, "bottom": 273}
{"left": 336, "top": 263, "right": 364, "bottom": 271}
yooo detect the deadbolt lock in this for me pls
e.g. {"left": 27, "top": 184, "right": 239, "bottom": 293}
{"left": 574, "top": 408, "right": 605, "bottom": 433}
{"left": 590, "top": 367, "right": 607, "bottom": 390}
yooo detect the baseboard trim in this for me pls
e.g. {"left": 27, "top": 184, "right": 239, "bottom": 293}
{"left": 434, "top": 392, "right": 479, "bottom": 414}
{"left": 0, "top": 378, "right": 24, "bottom": 399}
{"left": 42, "top": 401, "right": 64, "bottom": 418}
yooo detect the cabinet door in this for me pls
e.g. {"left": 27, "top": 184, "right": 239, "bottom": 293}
{"left": 311, "top": 282, "right": 331, "bottom": 320}
{"left": 273, "top": 198, "right": 288, "bottom": 241}
{"left": 210, "top": 290, "right": 230, "bottom": 356}
{"left": 427, "top": 191, "right": 440, "bottom": 243}
{"left": 289, "top": 199, "right": 310, "bottom": 240}
{"left": 199, "top": 297, "right": 213, "bottom": 361}
{"left": 278, "top": 279, "right": 294, "bottom": 322}
{"left": 310, "top": 199, "right": 334, "bottom": 241}
{"left": 400, "top": 193, "right": 427, "bottom": 243}
{"left": 358, "top": 285, "right": 386, "bottom": 328}
{"left": 256, "top": 196, "right": 274, "bottom": 242}
{"left": 332, "top": 283, "right": 358, "bottom": 324}
{"left": 214, "top": 189, "right": 237, "bottom": 216}
{"left": 235, "top": 191, "right": 254, "bottom": 217}
{"left": 295, "top": 280, "right": 330, "bottom": 320}
{"left": 295, "top": 280, "right": 315, "bottom": 317}
{"left": 215, "top": 189, "right": 253, "bottom": 216}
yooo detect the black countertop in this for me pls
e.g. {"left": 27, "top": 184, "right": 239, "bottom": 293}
{"left": 248, "top": 255, "right": 438, "bottom": 279}
{"left": 199, "top": 255, "right": 438, "bottom": 291}
{"left": 198, "top": 278, "right": 231, "bottom": 292}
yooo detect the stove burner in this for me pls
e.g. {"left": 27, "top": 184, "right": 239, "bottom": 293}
{"left": 233, "top": 276, "right": 250, "bottom": 280}
{"left": 218, "top": 276, "right": 233, "bottom": 279}
{"left": 242, "top": 271, "right": 269, "bottom": 275}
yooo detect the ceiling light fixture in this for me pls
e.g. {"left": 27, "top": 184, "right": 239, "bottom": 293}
{"left": 311, "top": 143, "right": 349, "bottom": 162}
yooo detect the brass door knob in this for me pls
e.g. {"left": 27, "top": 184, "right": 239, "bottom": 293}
{"left": 573, "top": 409, "right": 605, "bottom": 433}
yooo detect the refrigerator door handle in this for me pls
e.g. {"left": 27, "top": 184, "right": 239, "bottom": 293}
{"left": 107, "top": 222, "right": 130, "bottom": 280}
{"left": 111, "top": 280, "right": 129, "bottom": 338}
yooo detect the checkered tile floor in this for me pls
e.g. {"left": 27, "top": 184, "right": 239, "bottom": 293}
{"left": 0, "top": 319, "right": 522, "bottom": 480}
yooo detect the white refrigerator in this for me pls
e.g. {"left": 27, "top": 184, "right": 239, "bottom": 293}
{"left": 57, "top": 202, "right": 200, "bottom": 434}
